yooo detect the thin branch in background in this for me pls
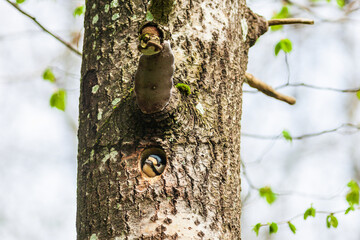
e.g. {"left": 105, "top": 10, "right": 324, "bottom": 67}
{"left": 242, "top": 123, "right": 360, "bottom": 140}
{"left": 51, "top": 66, "right": 80, "bottom": 78}
{"left": 241, "top": 162, "right": 259, "bottom": 190}
{"left": 284, "top": 0, "right": 316, "bottom": 14}
{"left": 268, "top": 18, "right": 315, "bottom": 26}
{"left": 293, "top": 123, "right": 360, "bottom": 139}
{"left": 285, "top": 54, "right": 291, "bottom": 84}
{"left": 5, "top": 0, "right": 82, "bottom": 56}
{"left": 65, "top": 111, "right": 78, "bottom": 133}
{"left": 284, "top": 0, "right": 360, "bottom": 23}
{"left": 241, "top": 188, "right": 253, "bottom": 207}
{"left": 344, "top": 1, "right": 360, "bottom": 15}
{"left": 244, "top": 82, "right": 360, "bottom": 93}
{"left": 241, "top": 161, "right": 347, "bottom": 201}
{"left": 275, "top": 82, "right": 360, "bottom": 92}
{"left": 276, "top": 186, "right": 347, "bottom": 200}
{"left": 244, "top": 136, "right": 282, "bottom": 164}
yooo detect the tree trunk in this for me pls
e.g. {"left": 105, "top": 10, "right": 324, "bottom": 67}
{"left": 77, "top": 0, "right": 267, "bottom": 239}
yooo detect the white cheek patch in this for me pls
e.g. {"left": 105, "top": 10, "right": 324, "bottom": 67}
{"left": 142, "top": 163, "right": 157, "bottom": 178}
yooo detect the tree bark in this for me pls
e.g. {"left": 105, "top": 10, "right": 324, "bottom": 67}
{"left": 77, "top": 0, "right": 267, "bottom": 239}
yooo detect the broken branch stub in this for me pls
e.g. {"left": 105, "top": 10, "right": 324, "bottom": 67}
{"left": 245, "top": 72, "right": 296, "bottom": 105}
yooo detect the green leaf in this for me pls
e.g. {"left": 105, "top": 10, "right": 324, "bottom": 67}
{"left": 326, "top": 214, "right": 338, "bottom": 228}
{"left": 259, "top": 186, "right": 277, "bottom": 204}
{"left": 288, "top": 221, "right": 296, "bottom": 234}
{"left": 271, "top": 6, "right": 290, "bottom": 31}
{"left": 275, "top": 39, "right": 293, "bottom": 56}
{"left": 42, "top": 68, "right": 56, "bottom": 83}
{"left": 356, "top": 91, "right": 360, "bottom": 100}
{"left": 282, "top": 39, "right": 293, "bottom": 53}
{"left": 275, "top": 43, "right": 282, "bottom": 56}
{"left": 252, "top": 223, "right": 261, "bottom": 236}
{"left": 336, "top": 0, "right": 345, "bottom": 8}
{"left": 269, "top": 222, "right": 278, "bottom": 234}
{"left": 345, "top": 206, "right": 355, "bottom": 215}
{"left": 304, "top": 205, "right": 316, "bottom": 220}
{"left": 145, "top": 11, "right": 154, "bottom": 21}
{"left": 282, "top": 130, "right": 292, "bottom": 142}
{"left": 16, "top": 0, "right": 25, "bottom": 3}
{"left": 50, "top": 89, "right": 66, "bottom": 111}
{"left": 346, "top": 180, "right": 359, "bottom": 206}
{"left": 73, "top": 5, "right": 85, "bottom": 17}
{"left": 346, "top": 191, "right": 360, "bottom": 206}
{"left": 273, "top": 6, "right": 290, "bottom": 19}
{"left": 348, "top": 180, "right": 360, "bottom": 190}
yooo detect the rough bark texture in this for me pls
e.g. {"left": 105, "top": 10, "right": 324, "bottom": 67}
{"left": 77, "top": 0, "right": 267, "bottom": 239}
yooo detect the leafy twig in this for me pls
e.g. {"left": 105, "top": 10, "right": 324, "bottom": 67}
{"left": 5, "top": 0, "right": 82, "bottom": 56}
{"left": 254, "top": 206, "right": 360, "bottom": 230}
{"left": 242, "top": 162, "right": 347, "bottom": 200}
{"left": 242, "top": 123, "right": 360, "bottom": 140}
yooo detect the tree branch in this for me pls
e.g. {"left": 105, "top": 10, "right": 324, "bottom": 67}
{"left": 254, "top": 206, "right": 360, "bottom": 232}
{"left": 284, "top": 0, "right": 316, "bottom": 15}
{"left": 5, "top": 0, "right": 82, "bottom": 56}
{"left": 284, "top": 0, "right": 358, "bottom": 23}
{"left": 268, "top": 18, "right": 315, "bottom": 26}
{"left": 276, "top": 82, "right": 360, "bottom": 92}
{"left": 244, "top": 82, "right": 360, "bottom": 93}
{"left": 245, "top": 72, "right": 296, "bottom": 105}
{"left": 242, "top": 162, "right": 347, "bottom": 200}
{"left": 275, "top": 188, "right": 347, "bottom": 200}
{"left": 242, "top": 123, "right": 360, "bottom": 140}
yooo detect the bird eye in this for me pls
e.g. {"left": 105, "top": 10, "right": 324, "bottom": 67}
{"left": 140, "top": 34, "right": 150, "bottom": 43}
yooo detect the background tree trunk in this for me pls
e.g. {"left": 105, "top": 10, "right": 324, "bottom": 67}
{"left": 77, "top": 0, "right": 266, "bottom": 239}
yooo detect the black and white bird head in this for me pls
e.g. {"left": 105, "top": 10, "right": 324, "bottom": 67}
{"left": 142, "top": 154, "right": 165, "bottom": 177}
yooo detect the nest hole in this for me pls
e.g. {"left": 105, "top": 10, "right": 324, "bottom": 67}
{"left": 140, "top": 147, "right": 167, "bottom": 178}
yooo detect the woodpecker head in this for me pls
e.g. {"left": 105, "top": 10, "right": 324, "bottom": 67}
{"left": 138, "top": 25, "right": 163, "bottom": 55}
{"left": 138, "top": 33, "right": 163, "bottom": 55}
{"left": 142, "top": 154, "right": 165, "bottom": 177}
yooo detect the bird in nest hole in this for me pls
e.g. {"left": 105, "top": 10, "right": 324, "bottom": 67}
{"left": 142, "top": 154, "right": 165, "bottom": 177}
